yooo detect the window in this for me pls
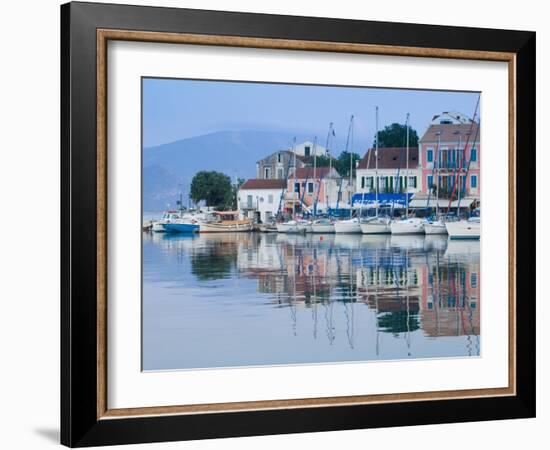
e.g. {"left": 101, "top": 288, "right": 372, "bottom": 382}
{"left": 277, "top": 168, "right": 283, "bottom": 179}
{"left": 361, "top": 176, "right": 365, "bottom": 189}
{"left": 427, "top": 149, "right": 433, "bottom": 163}
{"left": 338, "top": 191, "right": 342, "bottom": 201}
{"left": 277, "top": 152, "right": 282, "bottom": 163}
{"left": 471, "top": 272, "right": 478, "bottom": 288}
{"left": 247, "top": 195, "right": 253, "bottom": 208}
{"left": 294, "top": 183, "right": 300, "bottom": 193}
{"left": 308, "top": 182, "right": 314, "bottom": 194}
{"left": 264, "top": 167, "right": 270, "bottom": 178}
{"left": 427, "top": 175, "right": 433, "bottom": 188}
{"left": 366, "top": 177, "right": 373, "bottom": 188}
{"left": 268, "top": 194, "right": 273, "bottom": 204}
{"left": 409, "top": 176, "right": 417, "bottom": 189}
{"left": 471, "top": 175, "right": 478, "bottom": 189}
{"left": 471, "top": 148, "right": 477, "bottom": 161}
{"left": 304, "top": 146, "right": 311, "bottom": 156}
{"left": 259, "top": 197, "right": 264, "bottom": 203}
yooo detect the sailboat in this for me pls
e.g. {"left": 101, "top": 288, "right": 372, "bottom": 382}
{"left": 361, "top": 106, "right": 391, "bottom": 235}
{"left": 277, "top": 138, "right": 308, "bottom": 234}
{"left": 391, "top": 113, "right": 425, "bottom": 235}
{"left": 425, "top": 131, "right": 447, "bottom": 235}
{"left": 335, "top": 115, "right": 362, "bottom": 234}
{"left": 310, "top": 129, "right": 336, "bottom": 233}
{"left": 445, "top": 215, "right": 480, "bottom": 239}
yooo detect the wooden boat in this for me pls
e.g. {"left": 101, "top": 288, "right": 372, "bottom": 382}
{"left": 199, "top": 211, "right": 252, "bottom": 233}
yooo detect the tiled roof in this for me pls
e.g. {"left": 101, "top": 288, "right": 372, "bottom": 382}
{"left": 357, "top": 147, "right": 419, "bottom": 170}
{"left": 419, "top": 123, "right": 480, "bottom": 143}
{"left": 240, "top": 179, "right": 287, "bottom": 190}
{"left": 292, "top": 167, "right": 335, "bottom": 179}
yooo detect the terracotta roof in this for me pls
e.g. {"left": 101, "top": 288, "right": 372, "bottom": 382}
{"left": 292, "top": 167, "right": 335, "bottom": 179}
{"left": 419, "top": 123, "right": 480, "bottom": 143}
{"left": 240, "top": 179, "right": 287, "bottom": 190}
{"left": 357, "top": 147, "right": 419, "bottom": 170}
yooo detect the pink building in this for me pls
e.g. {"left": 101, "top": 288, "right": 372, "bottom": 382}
{"left": 419, "top": 117, "right": 480, "bottom": 199}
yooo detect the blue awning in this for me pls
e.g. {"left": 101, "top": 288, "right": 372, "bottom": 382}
{"left": 352, "top": 193, "right": 413, "bottom": 208}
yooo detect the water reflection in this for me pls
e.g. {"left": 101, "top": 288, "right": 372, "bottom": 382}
{"left": 143, "top": 232, "right": 480, "bottom": 370}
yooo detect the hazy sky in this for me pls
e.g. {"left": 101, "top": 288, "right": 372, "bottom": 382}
{"left": 143, "top": 77, "right": 479, "bottom": 149}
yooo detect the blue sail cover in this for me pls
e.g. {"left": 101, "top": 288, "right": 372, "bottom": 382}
{"left": 351, "top": 193, "right": 413, "bottom": 208}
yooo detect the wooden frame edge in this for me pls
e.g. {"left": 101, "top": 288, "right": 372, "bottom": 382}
{"left": 95, "top": 28, "right": 517, "bottom": 421}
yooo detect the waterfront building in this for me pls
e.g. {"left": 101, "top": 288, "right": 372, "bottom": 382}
{"left": 255, "top": 141, "right": 328, "bottom": 180}
{"left": 237, "top": 179, "right": 287, "bottom": 223}
{"left": 353, "top": 147, "right": 420, "bottom": 209}
{"left": 256, "top": 150, "right": 306, "bottom": 180}
{"left": 419, "top": 112, "right": 480, "bottom": 199}
{"left": 284, "top": 166, "right": 351, "bottom": 214}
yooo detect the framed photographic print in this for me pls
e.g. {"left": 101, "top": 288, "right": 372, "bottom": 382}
{"left": 61, "top": 1, "right": 536, "bottom": 447}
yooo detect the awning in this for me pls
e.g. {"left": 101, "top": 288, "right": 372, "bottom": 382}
{"left": 408, "top": 196, "right": 478, "bottom": 208}
{"left": 352, "top": 193, "right": 413, "bottom": 209}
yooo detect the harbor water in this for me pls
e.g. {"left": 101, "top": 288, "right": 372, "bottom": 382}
{"left": 142, "top": 231, "right": 480, "bottom": 371}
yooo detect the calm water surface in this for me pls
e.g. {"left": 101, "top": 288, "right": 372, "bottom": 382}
{"left": 142, "top": 232, "right": 480, "bottom": 370}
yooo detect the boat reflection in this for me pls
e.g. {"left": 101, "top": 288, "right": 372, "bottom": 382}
{"left": 144, "top": 232, "right": 479, "bottom": 352}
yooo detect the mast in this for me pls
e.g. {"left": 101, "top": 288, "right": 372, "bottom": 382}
{"left": 312, "top": 136, "right": 318, "bottom": 219}
{"left": 375, "top": 106, "right": 379, "bottom": 217}
{"left": 456, "top": 133, "right": 462, "bottom": 216}
{"left": 405, "top": 112, "right": 410, "bottom": 219}
{"left": 348, "top": 115, "right": 354, "bottom": 219}
{"left": 435, "top": 132, "right": 441, "bottom": 217}
{"left": 292, "top": 137, "right": 297, "bottom": 219}
{"left": 326, "top": 122, "right": 333, "bottom": 215}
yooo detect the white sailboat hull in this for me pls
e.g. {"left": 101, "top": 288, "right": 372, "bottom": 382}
{"left": 424, "top": 221, "right": 447, "bottom": 235}
{"left": 334, "top": 221, "right": 362, "bottom": 234}
{"left": 390, "top": 219, "right": 425, "bottom": 235}
{"left": 360, "top": 219, "right": 391, "bottom": 234}
{"left": 310, "top": 223, "right": 335, "bottom": 233}
{"left": 445, "top": 220, "right": 480, "bottom": 239}
{"left": 276, "top": 223, "right": 307, "bottom": 233}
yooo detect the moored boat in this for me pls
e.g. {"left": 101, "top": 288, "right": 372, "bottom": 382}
{"left": 445, "top": 217, "right": 480, "bottom": 239}
{"left": 276, "top": 220, "right": 307, "bottom": 234}
{"left": 334, "top": 217, "right": 362, "bottom": 234}
{"left": 163, "top": 221, "right": 200, "bottom": 233}
{"left": 390, "top": 217, "right": 426, "bottom": 235}
{"left": 199, "top": 211, "right": 252, "bottom": 233}
{"left": 310, "top": 218, "right": 335, "bottom": 233}
{"left": 151, "top": 210, "right": 184, "bottom": 232}
{"left": 424, "top": 219, "right": 447, "bottom": 235}
{"left": 360, "top": 216, "right": 391, "bottom": 234}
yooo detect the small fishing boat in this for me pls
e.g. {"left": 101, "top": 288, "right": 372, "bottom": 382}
{"left": 151, "top": 210, "right": 183, "bottom": 232}
{"left": 310, "top": 218, "right": 335, "bottom": 233}
{"left": 276, "top": 220, "right": 307, "bottom": 234}
{"left": 445, "top": 216, "right": 480, "bottom": 239}
{"left": 424, "top": 219, "right": 447, "bottom": 235}
{"left": 163, "top": 218, "right": 200, "bottom": 233}
{"left": 360, "top": 216, "right": 391, "bottom": 234}
{"left": 334, "top": 217, "right": 362, "bottom": 234}
{"left": 199, "top": 211, "right": 252, "bottom": 233}
{"left": 390, "top": 217, "right": 426, "bottom": 235}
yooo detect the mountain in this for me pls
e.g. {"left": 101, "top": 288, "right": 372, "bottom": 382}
{"left": 142, "top": 130, "right": 308, "bottom": 210}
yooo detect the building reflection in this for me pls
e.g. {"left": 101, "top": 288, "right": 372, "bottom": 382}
{"left": 144, "top": 232, "right": 480, "bottom": 352}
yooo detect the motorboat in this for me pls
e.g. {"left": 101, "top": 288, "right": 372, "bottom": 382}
{"left": 310, "top": 218, "right": 335, "bottom": 233}
{"left": 360, "top": 216, "right": 391, "bottom": 234}
{"left": 445, "top": 216, "right": 480, "bottom": 240}
{"left": 151, "top": 210, "right": 184, "bottom": 232}
{"left": 334, "top": 217, "right": 362, "bottom": 234}
{"left": 390, "top": 217, "right": 426, "bottom": 235}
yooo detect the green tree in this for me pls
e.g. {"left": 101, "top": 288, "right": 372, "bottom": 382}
{"left": 375, "top": 123, "right": 419, "bottom": 148}
{"left": 334, "top": 151, "right": 361, "bottom": 178}
{"left": 190, "top": 171, "right": 232, "bottom": 207}
{"left": 223, "top": 177, "right": 244, "bottom": 210}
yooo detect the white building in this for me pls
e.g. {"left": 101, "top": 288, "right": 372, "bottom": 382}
{"left": 356, "top": 147, "right": 422, "bottom": 195}
{"left": 429, "top": 111, "right": 473, "bottom": 125}
{"left": 290, "top": 140, "right": 327, "bottom": 158}
{"left": 237, "top": 179, "right": 287, "bottom": 223}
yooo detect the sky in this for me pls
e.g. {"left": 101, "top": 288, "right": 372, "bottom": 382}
{"left": 143, "top": 77, "right": 480, "bottom": 150}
